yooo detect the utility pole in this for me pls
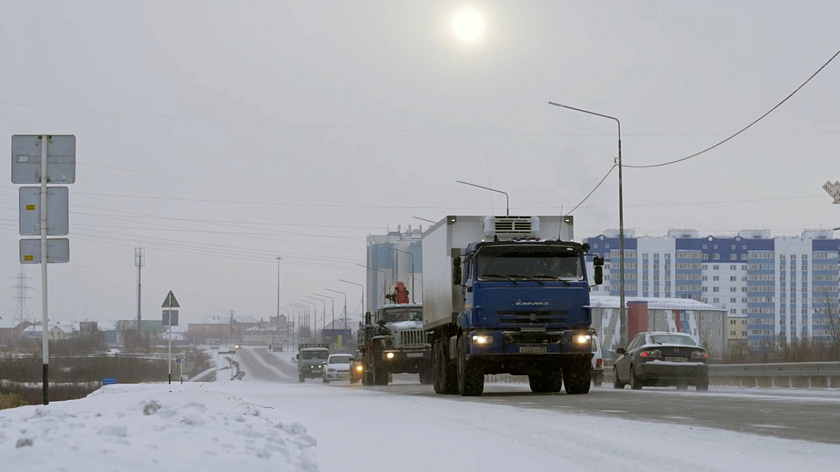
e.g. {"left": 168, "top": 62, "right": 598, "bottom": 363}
{"left": 135, "top": 248, "right": 145, "bottom": 334}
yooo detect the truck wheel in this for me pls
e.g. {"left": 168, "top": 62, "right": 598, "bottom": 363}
{"left": 299, "top": 374, "right": 305, "bottom": 383}
{"left": 373, "top": 358, "right": 389, "bottom": 385}
{"left": 432, "top": 342, "right": 443, "bottom": 394}
{"left": 563, "top": 358, "right": 591, "bottom": 395}
{"left": 457, "top": 338, "right": 483, "bottom": 396}
{"left": 529, "top": 371, "right": 562, "bottom": 393}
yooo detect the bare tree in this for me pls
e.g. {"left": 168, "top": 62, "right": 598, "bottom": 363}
{"left": 812, "top": 292, "right": 840, "bottom": 360}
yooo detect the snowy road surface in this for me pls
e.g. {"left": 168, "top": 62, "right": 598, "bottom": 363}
{"left": 1, "top": 346, "right": 838, "bottom": 471}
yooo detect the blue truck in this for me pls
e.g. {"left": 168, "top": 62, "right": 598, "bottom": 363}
{"left": 421, "top": 215, "right": 603, "bottom": 396}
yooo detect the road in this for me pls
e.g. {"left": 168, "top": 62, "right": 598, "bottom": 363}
{"left": 235, "top": 346, "right": 840, "bottom": 445}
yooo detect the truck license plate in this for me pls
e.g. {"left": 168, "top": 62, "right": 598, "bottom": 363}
{"left": 407, "top": 352, "right": 424, "bottom": 358}
{"left": 520, "top": 346, "right": 547, "bottom": 353}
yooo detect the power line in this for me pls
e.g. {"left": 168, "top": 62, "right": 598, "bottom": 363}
{"left": 625, "top": 48, "right": 840, "bottom": 169}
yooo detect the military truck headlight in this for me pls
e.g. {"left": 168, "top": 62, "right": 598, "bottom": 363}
{"left": 386, "top": 352, "right": 395, "bottom": 359}
{"left": 472, "top": 334, "right": 493, "bottom": 345}
{"left": 573, "top": 334, "right": 592, "bottom": 345}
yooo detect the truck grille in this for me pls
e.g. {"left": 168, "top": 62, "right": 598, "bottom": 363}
{"left": 397, "top": 329, "right": 427, "bottom": 347}
{"left": 497, "top": 310, "right": 569, "bottom": 325}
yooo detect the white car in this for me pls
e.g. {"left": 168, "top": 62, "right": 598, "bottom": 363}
{"left": 323, "top": 353, "right": 353, "bottom": 383}
{"left": 591, "top": 335, "right": 604, "bottom": 387}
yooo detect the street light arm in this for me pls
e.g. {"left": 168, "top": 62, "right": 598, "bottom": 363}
{"left": 338, "top": 279, "right": 365, "bottom": 318}
{"left": 548, "top": 100, "right": 626, "bottom": 347}
{"left": 456, "top": 180, "right": 510, "bottom": 217}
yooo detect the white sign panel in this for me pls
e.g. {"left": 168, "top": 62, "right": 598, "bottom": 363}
{"left": 20, "top": 238, "right": 70, "bottom": 264}
{"left": 19, "top": 186, "right": 69, "bottom": 236}
{"left": 11, "top": 135, "right": 76, "bottom": 184}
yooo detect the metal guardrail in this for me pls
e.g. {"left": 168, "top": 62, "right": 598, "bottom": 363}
{"left": 707, "top": 362, "right": 840, "bottom": 388}
{"left": 487, "top": 362, "right": 840, "bottom": 389}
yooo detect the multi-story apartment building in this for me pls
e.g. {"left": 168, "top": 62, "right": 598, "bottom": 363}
{"left": 584, "top": 229, "right": 840, "bottom": 351}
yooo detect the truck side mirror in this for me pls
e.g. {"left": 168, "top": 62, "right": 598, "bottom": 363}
{"left": 594, "top": 266, "right": 603, "bottom": 285}
{"left": 365, "top": 312, "right": 371, "bottom": 325}
{"left": 453, "top": 266, "right": 462, "bottom": 285}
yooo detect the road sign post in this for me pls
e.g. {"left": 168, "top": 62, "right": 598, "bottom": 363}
{"left": 162, "top": 291, "right": 180, "bottom": 384}
{"left": 11, "top": 134, "right": 76, "bottom": 405}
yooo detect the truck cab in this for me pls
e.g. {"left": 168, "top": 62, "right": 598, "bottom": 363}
{"left": 296, "top": 343, "right": 330, "bottom": 382}
{"left": 360, "top": 303, "right": 433, "bottom": 386}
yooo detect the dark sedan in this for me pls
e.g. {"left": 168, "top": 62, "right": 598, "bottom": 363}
{"left": 613, "top": 331, "right": 709, "bottom": 391}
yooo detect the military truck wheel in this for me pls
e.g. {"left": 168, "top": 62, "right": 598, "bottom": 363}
{"left": 563, "top": 358, "right": 591, "bottom": 395}
{"left": 457, "top": 338, "right": 483, "bottom": 396}
{"left": 373, "top": 358, "right": 389, "bottom": 385}
{"left": 432, "top": 342, "right": 443, "bottom": 394}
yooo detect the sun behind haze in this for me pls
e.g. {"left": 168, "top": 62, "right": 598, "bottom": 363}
{"left": 452, "top": 8, "right": 485, "bottom": 42}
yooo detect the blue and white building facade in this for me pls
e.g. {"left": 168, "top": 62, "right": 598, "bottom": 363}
{"left": 584, "top": 229, "right": 840, "bottom": 351}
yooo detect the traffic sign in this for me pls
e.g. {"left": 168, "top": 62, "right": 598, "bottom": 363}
{"left": 19, "top": 238, "right": 70, "bottom": 264}
{"left": 162, "top": 309, "right": 179, "bottom": 327}
{"left": 11, "top": 135, "right": 76, "bottom": 184}
{"left": 161, "top": 291, "right": 180, "bottom": 308}
{"left": 19, "top": 186, "right": 69, "bottom": 236}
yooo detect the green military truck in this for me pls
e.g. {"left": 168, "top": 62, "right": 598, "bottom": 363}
{"left": 296, "top": 343, "right": 329, "bottom": 382}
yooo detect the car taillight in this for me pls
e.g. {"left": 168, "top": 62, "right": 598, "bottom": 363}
{"left": 640, "top": 350, "right": 662, "bottom": 359}
{"left": 691, "top": 351, "right": 708, "bottom": 360}
{"left": 596, "top": 359, "right": 603, "bottom": 368}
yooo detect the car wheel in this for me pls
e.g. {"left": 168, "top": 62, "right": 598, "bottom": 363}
{"left": 676, "top": 381, "right": 688, "bottom": 391}
{"left": 613, "top": 371, "right": 625, "bottom": 389}
{"left": 629, "top": 366, "right": 643, "bottom": 390}
{"left": 697, "top": 378, "right": 710, "bottom": 392}
{"left": 299, "top": 374, "right": 305, "bottom": 383}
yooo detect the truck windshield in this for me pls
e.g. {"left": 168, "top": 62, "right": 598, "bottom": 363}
{"left": 476, "top": 248, "right": 582, "bottom": 281}
{"left": 301, "top": 350, "right": 329, "bottom": 360}
{"left": 379, "top": 306, "right": 423, "bottom": 322}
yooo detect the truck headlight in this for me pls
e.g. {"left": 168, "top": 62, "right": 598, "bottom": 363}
{"left": 573, "top": 334, "right": 592, "bottom": 345}
{"left": 386, "top": 352, "right": 395, "bottom": 359}
{"left": 471, "top": 334, "right": 492, "bottom": 345}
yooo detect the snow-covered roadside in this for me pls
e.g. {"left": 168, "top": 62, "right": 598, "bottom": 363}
{"left": 1, "top": 347, "right": 839, "bottom": 471}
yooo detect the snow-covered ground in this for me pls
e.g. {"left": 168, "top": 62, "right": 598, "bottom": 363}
{"left": 2, "top": 348, "right": 839, "bottom": 471}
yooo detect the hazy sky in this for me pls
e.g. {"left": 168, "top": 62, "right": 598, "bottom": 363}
{"left": 2, "top": 1, "right": 839, "bottom": 325}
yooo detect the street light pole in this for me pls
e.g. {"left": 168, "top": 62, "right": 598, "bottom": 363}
{"left": 275, "top": 257, "right": 282, "bottom": 322}
{"left": 338, "top": 279, "right": 365, "bottom": 322}
{"left": 307, "top": 296, "right": 326, "bottom": 342}
{"left": 548, "top": 101, "right": 627, "bottom": 347}
{"left": 457, "top": 180, "right": 510, "bottom": 216}
{"left": 314, "top": 294, "right": 335, "bottom": 329}
{"left": 325, "top": 288, "right": 347, "bottom": 327}
{"left": 290, "top": 304, "right": 309, "bottom": 343}
{"left": 299, "top": 300, "right": 318, "bottom": 342}
{"left": 357, "top": 264, "right": 387, "bottom": 307}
